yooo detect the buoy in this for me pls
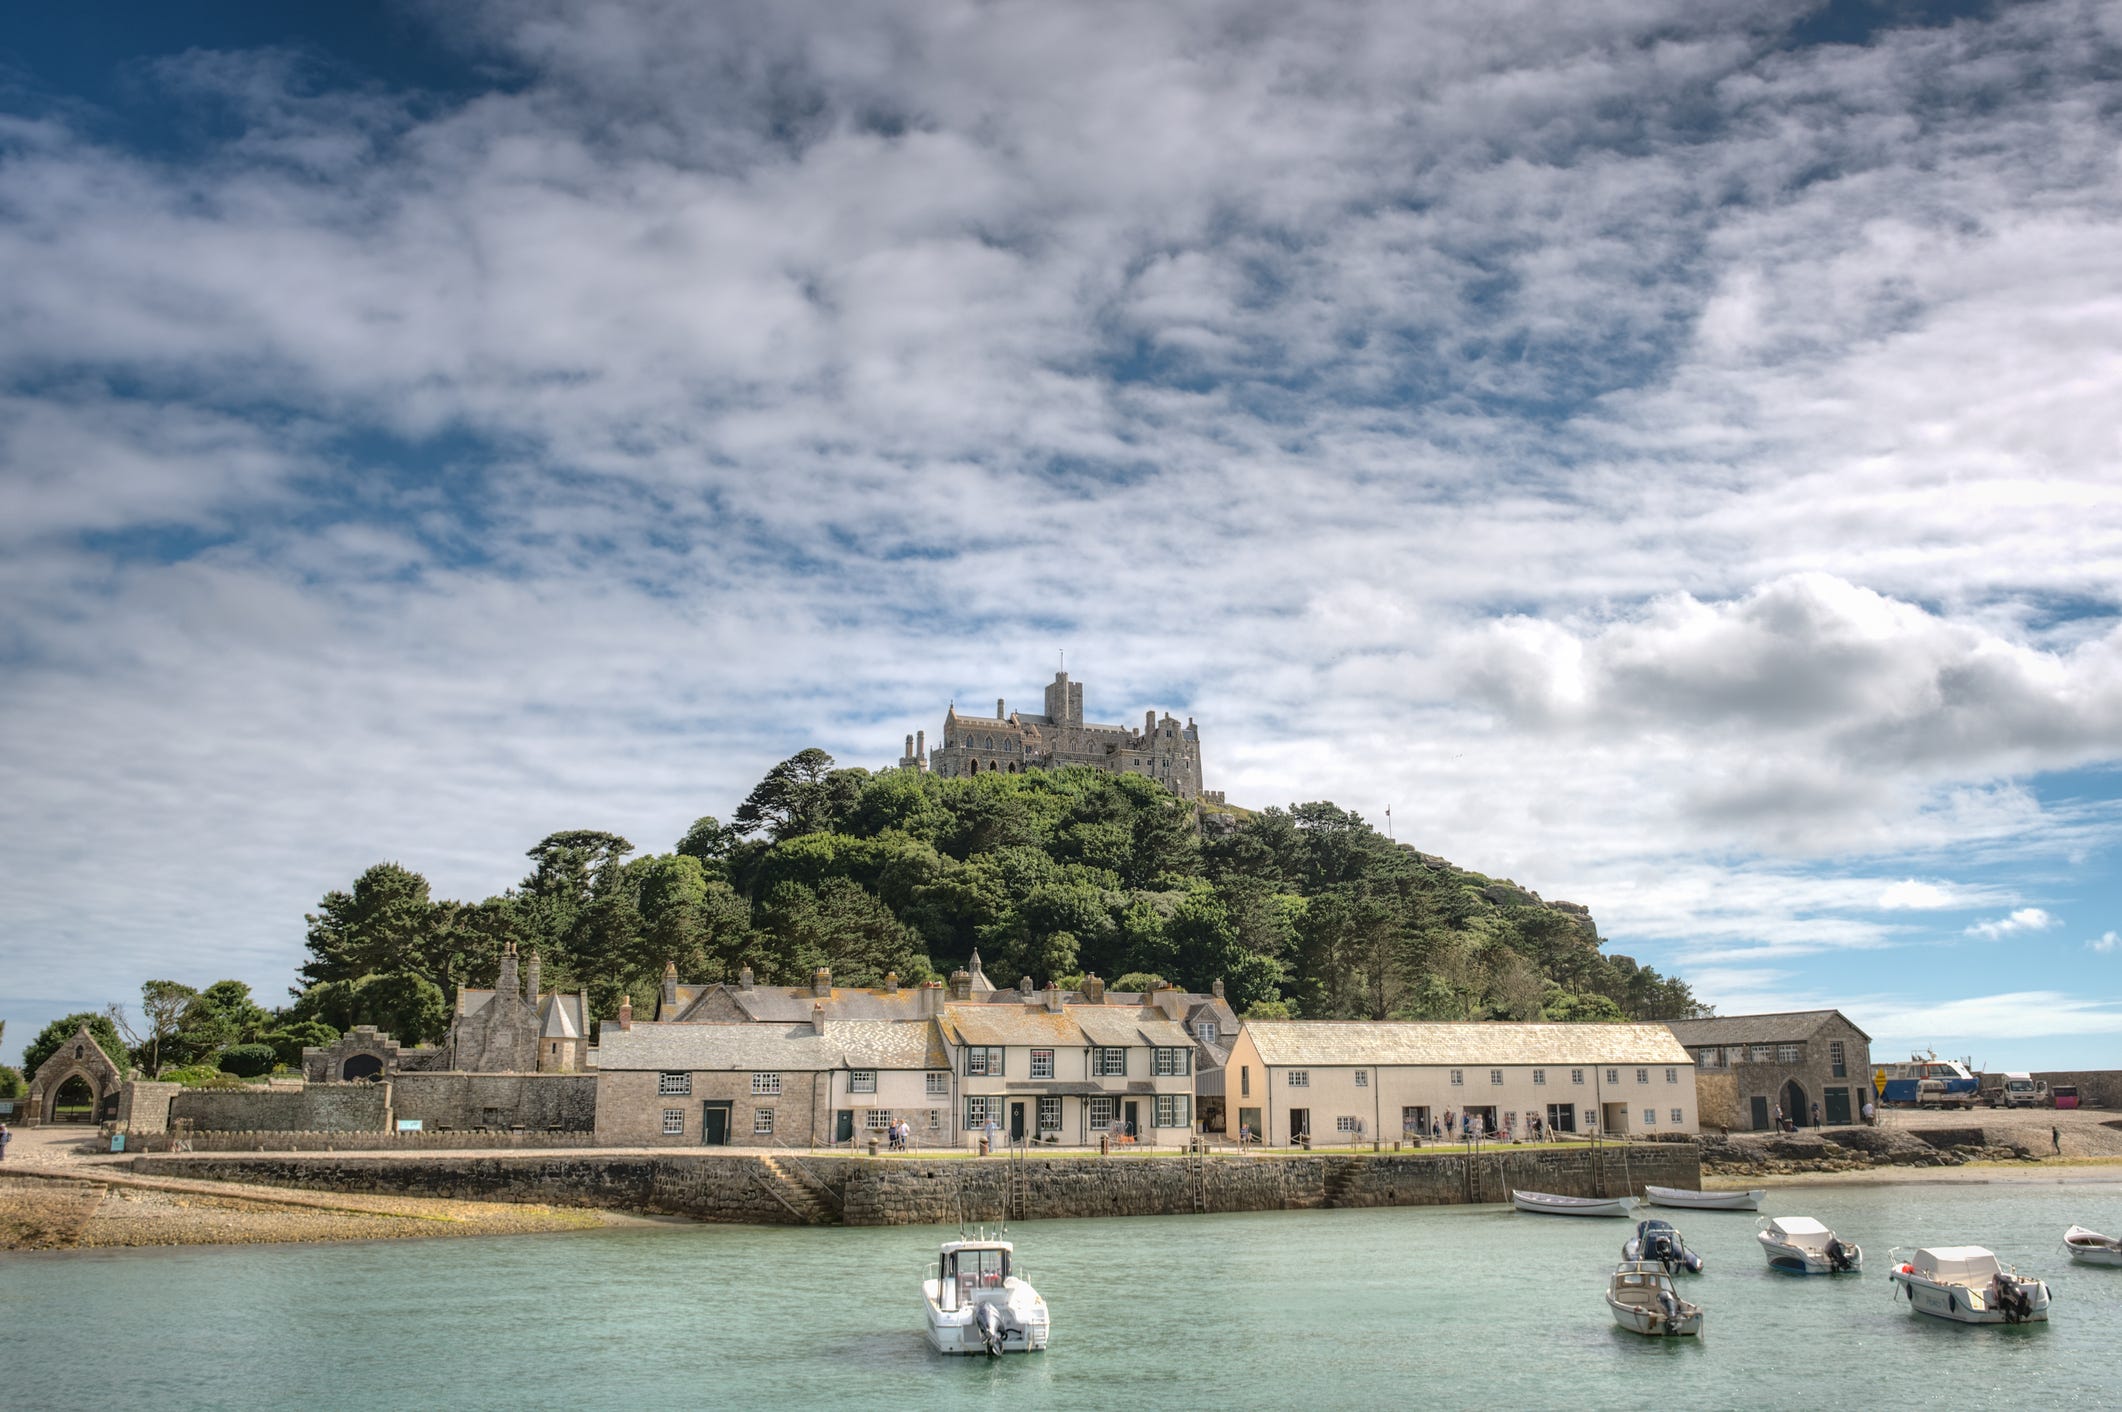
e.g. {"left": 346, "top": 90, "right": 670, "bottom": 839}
{"left": 1899, "top": 1263, "right": 1914, "bottom": 1273}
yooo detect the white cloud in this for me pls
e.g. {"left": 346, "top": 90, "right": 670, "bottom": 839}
{"left": 1877, "top": 879, "right": 1966, "bottom": 911}
{"left": 1853, "top": 990, "right": 2122, "bottom": 1043}
{"left": 2089, "top": 931, "right": 2120, "bottom": 954}
{"left": 1964, "top": 907, "right": 2059, "bottom": 940}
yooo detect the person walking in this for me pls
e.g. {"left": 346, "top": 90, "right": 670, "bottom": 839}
{"left": 1772, "top": 1102, "right": 1784, "bottom": 1131}
{"left": 0, "top": 1121, "right": 10, "bottom": 1162}
{"left": 1810, "top": 1101, "right": 1822, "bottom": 1128}
{"left": 2053, "top": 1125, "right": 2062, "bottom": 1155}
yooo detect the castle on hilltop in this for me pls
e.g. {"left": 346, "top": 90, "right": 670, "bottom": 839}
{"left": 898, "top": 670, "right": 1220, "bottom": 802}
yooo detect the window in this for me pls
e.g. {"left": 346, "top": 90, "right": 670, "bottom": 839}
{"left": 1336, "top": 1115, "right": 1361, "bottom": 1133}
{"left": 1038, "top": 1096, "right": 1061, "bottom": 1132}
{"left": 1533, "top": 1069, "right": 1546, "bottom": 1085}
{"left": 1750, "top": 1044, "right": 1772, "bottom": 1063}
{"left": 1489, "top": 1069, "right": 1503, "bottom": 1085}
{"left": 1777, "top": 1043, "right": 1801, "bottom": 1064}
{"left": 1643, "top": 1108, "right": 1657, "bottom": 1125}
{"left": 1154, "top": 1047, "right": 1191, "bottom": 1077}
{"left": 1671, "top": 1108, "right": 1684, "bottom": 1125}
{"left": 1241, "top": 1065, "right": 1251, "bottom": 1097}
{"left": 964, "top": 1095, "right": 993, "bottom": 1129}
{"left": 848, "top": 1070, "right": 877, "bottom": 1094}
{"left": 866, "top": 1109, "right": 893, "bottom": 1131}
{"left": 662, "top": 1109, "right": 684, "bottom": 1136}
{"left": 966, "top": 1047, "right": 1004, "bottom": 1077}
{"left": 1605, "top": 1069, "right": 1619, "bottom": 1084}
{"left": 1665, "top": 1067, "right": 1678, "bottom": 1083}
{"left": 1287, "top": 1069, "right": 1310, "bottom": 1087}
{"left": 1196, "top": 1020, "right": 1218, "bottom": 1043}
{"left": 753, "top": 1108, "right": 773, "bottom": 1136}
{"left": 1635, "top": 1068, "right": 1649, "bottom": 1084}
{"left": 1449, "top": 1069, "right": 1464, "bottom": 1086}
{"left": 1829, "top": 1041, "right": 1847, "bottom": 1078}
{"left": 1095, "top": 1048, "right": 1128, "bottom": 1077}
{"left": 1089, "top": 1096, "right": 1116, "bottom": 1130}
{"left": 926, "top": 1072, "right": 948, "bottom": 1098}
{"left": 658, "top": 1072, "right": 691, "bottom": 1096}
{"left": 1030, "top": 1049, "right": 1055, "bottom": 1079}
{"left": 1155, "top": 1094, "right": 1190, "bottom": 1128}
{"left": 752, "top": 1072, "right": 781, "bottom": 1095}
{"left": 1572, "top": 1068, "right": 1585, "bottom": 1085}
{"left": 1354, "top": 1070, "right": 1368, "bottom": 1088}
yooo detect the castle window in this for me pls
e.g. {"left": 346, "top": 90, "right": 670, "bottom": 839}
{"left": 662, "top": 1109, "right": 684, "bottom": 1136}
{"left": 658, "top": 1072, "right": 691, "bottom": 1096}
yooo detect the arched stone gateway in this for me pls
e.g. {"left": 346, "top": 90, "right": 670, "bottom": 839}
{"left": 21, "top": 1022, "right": 126, "bottom": 1127}
{"left": 49, "top": 1075, "right": 97, "bottom": 1122}
{"left": 1781, "top": 1078, "right": 1809, "bottom": 1129}
{"left": 342, "top": 1053, "right": 385, "bottom": 1082}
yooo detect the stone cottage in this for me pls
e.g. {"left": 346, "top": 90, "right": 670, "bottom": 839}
{"left": 1666, "top": 1009, "right": 1873, "bottom": 1131}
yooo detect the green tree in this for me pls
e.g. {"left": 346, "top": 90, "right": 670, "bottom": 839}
{"left": 135, "top": 980, "right": 197, "bottom": 1075}
{"left": 733, "top": 749, "right": 866, "bottom": 841}
{"left": 0, "top": 1065, "right": 24, "bottom": 1100}
{"left": 216, "top": 1043, "right": 278, "bottom": 1078}
{"left": 20, "top": 1012, "right": 130, "bottom": 1079}
{"left": 754, "top": 878, "right": 930, "bottom": 987}
{"left": 261, "top": 1020, "right": 340, "bottom": 1068}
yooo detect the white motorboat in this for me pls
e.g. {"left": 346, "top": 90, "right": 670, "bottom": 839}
{"left": 1512, "top": 1189, "right": 1637, "bottom": 1218}
{"left": 922, "top": 1238, "right": 1051, "bottom": 1355}
{"left": 2064, "top": 1225, "right": 2122, "bottom": 1266}
{"left": 1606, "top": 1261, "right": 1703, "bottom": 1337}
{"left": 1757, "top": 1216, "right": 1862, "bottom": 1274}
{"left": 1624, "top": 1219, "right": 1703, "bottom": 1273}
{"left": 1645, "top": 1184, "right": 1765, "bottom": 1212}
{"left": 1887, "top": 1247, "right": 2050, "bottom": 1325}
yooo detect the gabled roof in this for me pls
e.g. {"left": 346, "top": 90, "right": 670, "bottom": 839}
{"left": 1241, "top": 1021, "right": 1693, "bottom": 1067}
{"left": 1666, "top": 1010, "right": 1870, "bottom": 1046}
{"left": 675, "top": 984, "right": 933, "bottom": 1023}
{"left": 1073, "top": 1007, "right": 1193, "bottom": 1048}
{"left": 594, "top": 1020, "right": 944, "bottom": 1072}
{"left": 540, "top": 994, "right": 584, "bottom": 1040}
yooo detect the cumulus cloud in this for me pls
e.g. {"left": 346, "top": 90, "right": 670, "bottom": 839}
{"left": 2, "top": 0, "right": 2122, "bottom": 1036}
{"left": 1964, "top": 908, "right": 2059, "bottom": 940}
{"left": 2089, "top": 932, "right": 2120, "bottom": 954}
{"left": 1853, "top": 990, "right": 2122, "bottom": 1042}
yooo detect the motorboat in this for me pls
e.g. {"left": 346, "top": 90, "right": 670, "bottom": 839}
{"left": 1606, "top": 1261, "right": 1703, "bottom": 1337}
{"left": 2063, "top": 1226, "right": 2122, "bottom": 1266}
{"left": 1645, "top": 1184, "right": 1764, "bottom": 1212}
{"left": 1624, "top": 1219, "right": 1703, "bottom": 1273}
{"left": 1757, "top": 1216, "right": 1861, "bottom": 1274}
{"left": 1512, "top": 1189, "right": 1637, "bottom": 1218}
{"left": 1887, "top": 1246, "right": 2050, "bottom": 1325}
{"left": 922, "top": 1238, "right": 1050, "bottom": 1355}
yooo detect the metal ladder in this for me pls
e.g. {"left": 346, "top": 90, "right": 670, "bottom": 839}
{"left": 1007, "top": 1138, "right": 1031, "bottom": 1221}
{"left": 1185, "top": 1137, "right": 1208, "bottom": 1212}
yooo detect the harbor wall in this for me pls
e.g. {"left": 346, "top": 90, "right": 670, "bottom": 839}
{"left": 128, "top": 1142, "right": 1700, "bottom": 1227}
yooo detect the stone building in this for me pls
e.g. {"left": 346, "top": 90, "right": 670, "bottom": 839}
{"left": 896, "top": 670, "right": 1217, "bottom": 802}
{"left": 449, "top": 942, "right": 591, "bottom": 1074}
{"left": 18, "top": 1022, "right": 127, "bottom": 1126}
{"left": 1666, "top": 1010, "right": 1873, "bottom": 1131}
{"left": 1224, "top": 1021, "right": 1699, "bottom": 1146}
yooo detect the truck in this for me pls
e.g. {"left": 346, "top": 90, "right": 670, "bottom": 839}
{"left": 1980, "top": 1073, "right": 2047, "bottom": 1108}
{"left": 1879, "top": 1054, "right": 1980, "bottom": 1108}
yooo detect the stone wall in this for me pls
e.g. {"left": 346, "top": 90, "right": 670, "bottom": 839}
{"left": 2031, "top": 1070, "right": 2122, "bottom": 1108}
{"left": 130, "top": 1141, "right": 1700, "bottom": 1227}
{"left": 1693, "top": 1071, "right": 1741, "bottom": 1133}
{"left": 390, "top": 1073, "right": 596, "bottom": 1132}
{"left": 116, "top": 1081, "right": 184, "bottom": 1134}
{"left": 136, "top": 1129, "right": 608, "bottom": 1153}
{"left": 170, "top": 1083, "right": 392, "bottom": 1133}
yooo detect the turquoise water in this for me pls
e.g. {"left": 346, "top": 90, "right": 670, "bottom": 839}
{"left": 4, "top": 1180, "right": 2117, "bottom": 1410}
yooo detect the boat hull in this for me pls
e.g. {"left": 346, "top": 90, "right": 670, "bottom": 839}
{"left": 922, "top": 1282, "right": 1051, "bottom": 1355}
{"left": 1605, "top": 1295, "right": 1702, "bottom": 1337}
{"left": 1512, "top": 1189, "right": 1637, "bottom": 1218}
{"left": 1645, "top": 1185, "right": 1763, "bottom": 1212}
{"left": 1758, "top": 1236, "right": 1862, "bottom": 1275}
{"left": 2064, "top": 1227, "right": 2122, "bottom": 1266}
{"left": 1888, "top": 1274, "right": 2049, "bottom": 1324}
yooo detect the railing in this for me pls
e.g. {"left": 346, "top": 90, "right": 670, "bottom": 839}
{"left": 771, "top": 1135, "right": 845, "bottom": 1217}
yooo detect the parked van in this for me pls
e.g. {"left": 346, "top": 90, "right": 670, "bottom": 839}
{"left": 1981, "top": 1073, "right": 2047, "bottom": 1108}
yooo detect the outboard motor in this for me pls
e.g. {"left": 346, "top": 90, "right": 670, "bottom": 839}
{"left": 1990, "top": 1273, "right": 2032, "bottom": 1324}
{"left": 976, "top": 1300, "right": 1007, "bottom": 1356}
{"left": 1657, "top": 1290, "right": 1682, "bottom": 1334}
{"left": 1826, "top": 1237, "right": 1855, "bottom": 1274}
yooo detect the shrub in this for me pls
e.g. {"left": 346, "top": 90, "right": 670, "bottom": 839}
{"left": 0, "top": 1064, "right": 24, "bottom": 1100}
{"left": 160, "top": 1065, "right": 250, "bottom": 1088}
{"left": 262, "top": 1020, "right": 338, "bottom": 1068}
{"left": 216, "top": 1044, "right": 278, "bottom": 1078}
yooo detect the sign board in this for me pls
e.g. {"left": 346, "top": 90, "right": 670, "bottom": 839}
{"left": 396, "top": 1119, "right": 424, "bottom": 1132}
{"left": 109, "top": 1133, "right": 126, "bottom": 1153}
{"left": 1873, "top": 1067, "right": 1888, "bottom": 1095}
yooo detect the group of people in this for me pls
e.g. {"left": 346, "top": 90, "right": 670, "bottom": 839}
{"left": 885, "top": 1117, "right": 915, "bottom": 1151}
{"left": 1410, "top": 1110, "right": 1547, "bottom": 1144}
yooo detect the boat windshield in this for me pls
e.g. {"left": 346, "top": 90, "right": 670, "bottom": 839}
{"left": 944, "top": 1246, "right": 1011, "bottom": 1298}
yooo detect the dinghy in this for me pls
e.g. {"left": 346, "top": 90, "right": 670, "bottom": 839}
{"left": 1757, "top": 1216, "right": 1861, "bottom": 1274}
{"left": 1624, "top": 1219, "right": 1703, "bottom": 1273}
{"left": 1645, "top": 1184, "right": 1764, "bottom": 1212}
{"left": 1606, "top": 1261, "right": 1703, "bottom": 1337}
{"left": 1512, "top": 1189, "right": 1637, "bottom": 1218}
{"left": 1887, "top": 1246, "right": 2050, "bottom": 1325}
{"left": 2064, "top": 1226, "right": 2122, "bottom": 1266}
{"left": 922, "top": 1238, "right": 1051, "bottom": 1355}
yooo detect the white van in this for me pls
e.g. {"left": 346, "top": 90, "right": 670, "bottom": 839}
{"left": 1982, "top": 1073, "right": 2047, "bottom": 1108}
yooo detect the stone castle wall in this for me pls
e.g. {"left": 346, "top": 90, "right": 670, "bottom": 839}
{"left": 171, "top": 1083, "right": 392, "bottom": 1133}
{"left": 392, "top": 1073, "right": 597, "bottom": 1132}
{"left": 130, "top": 1142, "right": 1700, "bottom": 1226}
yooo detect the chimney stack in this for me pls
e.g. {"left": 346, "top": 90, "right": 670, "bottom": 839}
{"left": 812, "top": 1001, "right": 827, "bottom": 1036}
{"left": 884, "top": 970, "right": 900, "bottom": 994}
{"left": 738, "top": 965, "right": 755, "bottom": 990}
{"left": 1212, "top": 979, "right": 1225, "bottom": 1000}
{"left": 949, "top": 968, "right": 973, "bottom": 1002}
{"left": 1146, "top": 709, "right": 1156, "bottom": 736}
{"left": 812, "top": 966, "right": 832, "bottom": 998}
{"left": 997, "top": 698, "right": 1006, "bottom": 719}
{"left": 1019, "top": 975, "right": 1034, "bottom": 997}
{"left": 497, "top": 941, "right": 520, "bottom": 1000}
{"left": 916, "top": 729, "right": 925, "bottom": 760}
{"left": 524, "top": 950, "right": 542, "bottom": 1005}
{"left": 1044, "top": 981, "right": 1064, "bottom": 1013}
{"left": 923, "top": 979, "right": 945, "bottom": 1015}
{"left": 617, "top": 995, "right": 633, "bottom": 1031}
{"left": 663, "top": 960, "right": 679, "bottom": 1009}
{"left": 1083, "top": 973, "right": 1105, "bottom": 1004}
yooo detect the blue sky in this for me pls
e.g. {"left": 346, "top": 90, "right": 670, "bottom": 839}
{"left": 3, "top": 0, "right": 2120, "bottom": 1069}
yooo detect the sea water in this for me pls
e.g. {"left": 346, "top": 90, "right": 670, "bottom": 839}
{"left": 3, "top": 1178, "right": 2115, "bottom": 1410}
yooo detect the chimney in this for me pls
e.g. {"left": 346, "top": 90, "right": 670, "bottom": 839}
{"left": 497, "top": 941, "right": 520, "bottom": 999}
{"left": 738, "top": 965, "right": 755, "bottom": 990}
{"left": 1212, "top": 978, "right": 1225, "bottom": 1000}
{"left": 662, "top": 960, "right": 679, "bottom": 1009}
{"left": 905, "top": 733, "right": 915, "bottom": 760}
{"left": 812, "top": 1001, "right": 827, "bottom": 1036}
{"left": 949, "top": 968, "right": 973, "bottom": 1001}
{"left": 1019, "top": 974, "right": 1035, "bottom": 997}
{"left": 923, "top": 979, "right": 945, "bottom": 1015}
{"left": 1044, "top": 982, "right": 1064, "bottom": 1013}
{"left": 884, "top": 970, "right": 900, "bottom": 994}
{"left": 524, "top": 950, "right": 541, "bottom": 1004}
{"left": 1153, "top": 983, "right": 1182, "bottom": 1020}
{"left": 1083, "top": 973, "right": 1105, "bottom": 1004}
{"left": 812, "top": 966, "right": 832, "bottom": 998}
{"left": 997, "top": 698, "right": 1006, "bottom": 719}
{"left": 1145, "top": 709, "right": 1156, "bottom": 736}
{"left": 617, "top": 995, "right": 633, "bottom": 1032}
{"left": 916, "top": 729, "right": 926, "bottom": 760}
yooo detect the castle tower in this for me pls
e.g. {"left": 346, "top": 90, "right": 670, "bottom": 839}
{"left": 1044, "top": 671, "right": 1083, "bottom": 727}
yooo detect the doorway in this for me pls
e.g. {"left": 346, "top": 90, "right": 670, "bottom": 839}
{"left": 1749, "top": 1096, "right": 1770, "bottom": 1131}
{"left": 1009, "top": 1101, "right": 1026, "bottom": 1142}
{"left": 702, "top": 1102, "right": 732, "bottom": 1145}
{"left": 1545, "top": 1102, "right": 1576, "bottom": 1134}
{"left": 834, "top": 1109, "right": 854, "bottom": 1143}
{"left": 50, "top": 1075, "right": 97, "bottom": 1123}
{"left": 342, "top": 1054, "right": 384, "bottom": 1082}
{"left": 1403, "top": 1105, "right": 1431, "bottom": 1138}
{"left": 1289, "top": 1108, "right": 1310, "bottom": 1143}
{"left": 1123, "top": 1100, "right": 1140, "bottom": 1139}
{"left": 1600, "top": 1101, "right": 1629, "bottom": 1136}
{"left": 1237, "top": 1106, "right": 1262, "bottom": 1143}
{"left": 1824, "top": 1087, "right": 1851, "bottom": 1124}
{"left": 1781, "top": 1080, "right": 1808, "bottom": 1127}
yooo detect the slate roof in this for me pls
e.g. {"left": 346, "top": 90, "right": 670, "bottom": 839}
{"left": 1241, "top": 1021, "right": 1694, "bottom": 1067}
{"left": 1073, "top": 1007, "right": 1193, "bottom": 1049}
{"left": 540, "top": 994, "right": 584, "bottom": 1040}
{"left": 1665, "top": 1010, "right": 1871, "bottom": 1046}
{"left": 677, "top": 985, "right": 934, "bottom": 1023}
{"left": 594, "top": 1020, "right": 944, "bottom": 1071}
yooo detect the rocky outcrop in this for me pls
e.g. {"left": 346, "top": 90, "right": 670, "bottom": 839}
{"left": 1700, "top": 1126, "right": 2036, "bottom": 1176}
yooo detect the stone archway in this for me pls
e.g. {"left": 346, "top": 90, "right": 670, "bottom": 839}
{"left": 342, "top": 1054, "right": 385, "bottom": 1082}
{"left": 48, "top": 1074, "right": 98, "bottom": 1123}
{"left": 1781, "top": 1078, "right": 1808, "bottom": 1128}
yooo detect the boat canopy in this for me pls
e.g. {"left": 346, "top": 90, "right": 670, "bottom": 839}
{"left": 1768, "top": 1217, "right": 1830, "bottom": 1239}
{"left": 1912, "top": 1246, "right": 2000, "bottom": 1280}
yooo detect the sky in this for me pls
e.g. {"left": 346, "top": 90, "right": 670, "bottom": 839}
{"left": 3, "top": 0, "right": 2120, "bottom": 1071}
